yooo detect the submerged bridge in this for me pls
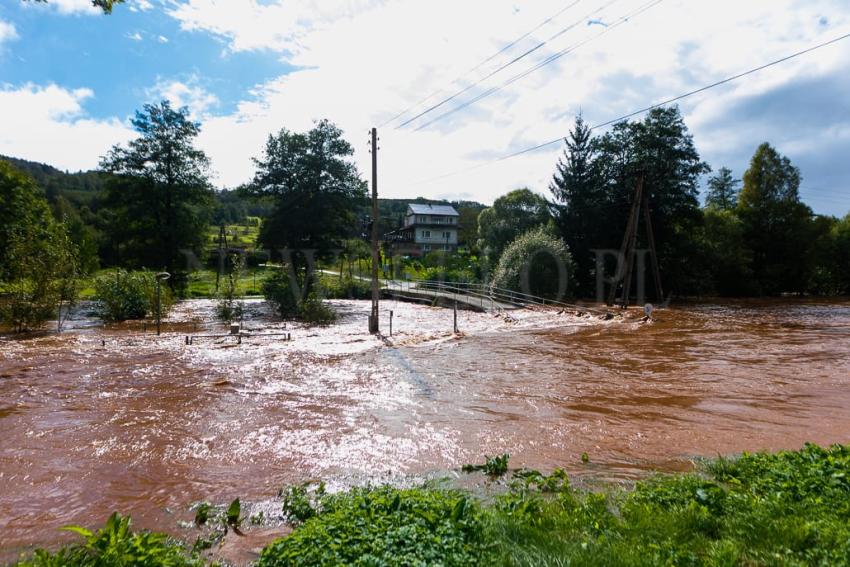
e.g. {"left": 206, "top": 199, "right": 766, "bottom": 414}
{"left": 383, "top": 280, "right": 609, "bottom": 317}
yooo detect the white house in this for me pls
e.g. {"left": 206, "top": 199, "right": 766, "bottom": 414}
{"left": 385, "top": 203, "right": 460, "bottom": 256}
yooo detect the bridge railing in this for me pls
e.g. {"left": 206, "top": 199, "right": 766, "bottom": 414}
{"left": 384, "top": 279, "right": 607, "bottom": 316}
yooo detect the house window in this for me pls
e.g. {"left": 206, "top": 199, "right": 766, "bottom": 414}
{"left": 423, "top": 245, "right": 431, "bottom": 252}
{"left": 422, "top": 230, "right": 431, "bottom": 238}
{"left": 442, "top": 231, "right": 451, "bottom": 239}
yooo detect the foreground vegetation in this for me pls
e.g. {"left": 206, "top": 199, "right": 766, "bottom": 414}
{"left": 12, "top": 443, "right": 850, "bottom": 566}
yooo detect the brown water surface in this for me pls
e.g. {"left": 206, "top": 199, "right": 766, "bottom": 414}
{"left": 1, "top": 299, "right": 849, "bottom": 554}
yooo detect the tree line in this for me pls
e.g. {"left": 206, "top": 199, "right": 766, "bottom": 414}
{"left": 478, "top": 106, "right": 850, "bottom": 299}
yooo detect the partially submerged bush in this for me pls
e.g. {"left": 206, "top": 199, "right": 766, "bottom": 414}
{"left": 215, "top": 254, "right": 244, "bottom": 323}
{"left": 94, "top": 270, "right": 172, "bottom": 322}
{"left": 262, "top": 268, "right": 336, "bottom": 323}
{"left": 491, "top": 225, "right": 574, "bottom": 300}
{"left": 319, "top": 275, "right": 371, "bottom": 299}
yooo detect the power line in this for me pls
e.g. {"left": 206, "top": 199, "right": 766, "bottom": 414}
{"left": 498, "top": 30, "right": 850, "bottom": 162}
{"left": 394, "top": 0, "right": 622, "bottom": 129}
{"left": 412, "top": 0, "right": 662, "bottom": 131}
{"left": 404, "top": 31, "right": 850, "bottom": 188}
{"left": 379, "top": 0, "right": 586, "bottom": 128}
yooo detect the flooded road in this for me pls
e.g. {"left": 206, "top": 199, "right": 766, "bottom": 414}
{"left": 1, "top": 299, "right": 849, "bottom": 554}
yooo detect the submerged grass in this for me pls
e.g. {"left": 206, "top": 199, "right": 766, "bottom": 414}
{"left": 10, "top": 443, "right": 850, "bottom": 566}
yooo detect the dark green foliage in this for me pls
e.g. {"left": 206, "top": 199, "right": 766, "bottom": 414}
{"left": 215, "top": 254, "right": 244, "bottom": 323}
{"left": 550, "top": 108, "right": 709, "bottom": 297}
{"left": 262, "top": 269, "right": 336, "bottom": 323}
{"left": 258, "top": 486, "right": 484, "bottom": 567}
{"left": 279, "top": 482, "right": 325, "bottom": 524}
{"left": 246, "top": 119, "right": 367, "bottom": 297}
{"left": 737, "top": 143, "right": 815, "bottom": 295}
{"left": 93, "top": 270, "right": 172, "bottom": 322}
{"left": 704, "top": 167, "right": 740, "bottom": 211}
{"left": 319, "top": 274, "right": 371, "bottom": 300}
{"left": 483, "top": 443, "right": 850, "bottom": 566}
{"left": 225, "top": 498, "right": 241, "bottom": 529}
{"left": 462, "top": 453, "right": 510, "bottom": 477}
{"left": 261, "top": 269, "right": 300, "bottom": 318}
{"left": 14, "top": 512, "right": 201, "bottom": 567}
{"left": 100, "top": 100, "right": 212, "bottom": 275}
{"left": 0, "top": 161, "right": 81, "bottom": 331}
{"left": 549, "top": 114, "right": 603, "bottom": 296}
{"left": 477, "top": 188, "right": 552, "bottom": 268}
{"left": 491, "top": 226, "right": 573, "bottom": 299}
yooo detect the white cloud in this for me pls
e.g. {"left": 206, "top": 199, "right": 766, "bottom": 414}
{"left": 167, "top": 0, "right": 384, "bottom": 54}
{"left": 0, "top": 19, "right": 18, "bottom": 45}
{"left": 36, "top": 0, "right": 101, "bottom": 15}
{"left": 146, "top": 76, "right": 220, "bottom": 119}
{"left": 127, "top": 31, "right": 143, "bottom": 41}
{"left": 169, "top": 0, "right": 850, "bottom": 212}
{"left": 157, "top": 35, "right": 169, "bottom": 43}
{"left": 0, "top": 84, "right": 133, "bottom": 171}
{"left": 129, "top": 0, "right": 154, "bottom": 12}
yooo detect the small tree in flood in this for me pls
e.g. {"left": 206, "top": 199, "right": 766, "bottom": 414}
{"left": 216, "top": 254, "right": 245, "bottom": 324}
{"left": 491, "top": 225, "right": 574, "bottom": 301}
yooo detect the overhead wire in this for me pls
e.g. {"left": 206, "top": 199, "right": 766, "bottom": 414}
{"left": 393, "top": 0, "right": 623, "bottom": 129}
{"left": 400, "top": 31, "right": 850, "bottom": 189}
{"left": 411, "top": 0, "right": 663, "bottom": 131}
{"left": 378, "top": 0, "right": 586, "bottom": 128}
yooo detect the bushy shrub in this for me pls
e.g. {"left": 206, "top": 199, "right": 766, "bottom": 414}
{"left": 258, "top": 487, "right": 483, "bottom": 567}
{"left": 297, "top": 295, "right": 337, "bottom": 324}
{"left": 215, "top": 254, "right": 244, "bottom": 323}
{"left": 14, "top": 513, "right": 202, "bottom": 567}
{"left": 261, "top": 269, "right": 299, "bottom": 318}
{"left": 319, "top": 275, "right": 371, "bottom": 299}
{"left": 94, "top": 270, "right": 172, "bottom": 322}
{"left": 491, "top": 225, "right": 573, "bottom": 300}
{"left": 262, "top": 269, "right": 336, "bottom": 323}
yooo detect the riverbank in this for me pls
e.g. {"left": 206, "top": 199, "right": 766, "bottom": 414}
{"left": 10, "top": 443, "right": 850, "bottom": 566}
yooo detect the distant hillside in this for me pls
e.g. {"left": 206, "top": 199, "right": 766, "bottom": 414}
{"left": 1, "top": 154, "right": 487, "bottom": 246}
{"left": 0, "top": 155, "right": 106, "bottom": 208}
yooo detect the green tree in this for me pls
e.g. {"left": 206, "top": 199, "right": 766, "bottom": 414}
{"left": 705, "top": 167, "right": 740, "bottom": 210}
{"left": 490, "top": 225, "right": 573, "bottom": 300}
{"left": 549, "top": 115, "right": 603, "bottom": 295}
{"left": 2, "top": 221, "right": 80, "bottom": 332}
{"left": 246, "top": 119, "right": 367, "bottom": 299}
{"left": 832, "top": 213, "right": 850, "bottom": 294}
{"left": 0, "top": 160, "right": 56, "bottom": 280}
{"left": 100, "top": 100, "right": 212, "bottom": 276}
{"left": 593, "top": 106, "right": 709, "bottom": 295}
{"left": 700, "top": 209, "right": 753, "bottom": 296}
{"left": 477, "top": 188, "right": 551, "bottom": 270}
{"left": 737, "top": 143, "right": 813, "bottom": 294}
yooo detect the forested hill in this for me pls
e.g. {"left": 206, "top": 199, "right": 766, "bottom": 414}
{"left": 0, "top": 155, "right": 106, "bottom": 207}
{"left": 1, "top": 154, "right": 486, "bottom": 241}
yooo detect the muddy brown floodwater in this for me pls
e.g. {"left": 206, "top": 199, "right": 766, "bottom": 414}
{"left": 1, "top": 298, "right": 849, "bottom": 558}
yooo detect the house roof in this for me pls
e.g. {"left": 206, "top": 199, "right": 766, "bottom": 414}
{"left": 407, "top": 203, "right": 459, "bottom": 216}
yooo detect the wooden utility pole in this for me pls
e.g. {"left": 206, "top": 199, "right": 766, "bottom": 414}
{"left": 607, "top": 172, "right": 663, "bottom": 307}
{"left": 215, "top": 224, "right": 228, "bottom": 292}
{"left": 368, "top": 127, "right": 380, "bottom": 334}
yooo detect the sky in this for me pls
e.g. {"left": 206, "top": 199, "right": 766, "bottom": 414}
{"left": 0, "top": 0, "right": 848, "bottom": 215}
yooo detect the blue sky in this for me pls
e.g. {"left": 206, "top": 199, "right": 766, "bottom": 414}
{"left": 0, "top": 0, "right": 848, "bottom": 216}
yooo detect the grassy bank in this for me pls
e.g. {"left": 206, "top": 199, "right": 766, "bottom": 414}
{"left": 11, "top": 443, "right": 850, "bottom": 566}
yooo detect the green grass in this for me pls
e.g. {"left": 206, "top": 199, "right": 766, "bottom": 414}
{"left": 206, "top": 221, "right": 261, "bottom": 250}
{"left": 12, "top": 443, "right": 850, "bottom": 566}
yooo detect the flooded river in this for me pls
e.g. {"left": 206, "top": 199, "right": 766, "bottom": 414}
{"left": 1, "top": 299, "right": 849, "bottom": 555}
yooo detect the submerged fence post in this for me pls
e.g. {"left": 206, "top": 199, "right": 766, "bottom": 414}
{"left": 389, "top": 310, "right": 393, "bottom": 336}
{"left": 453, "top": 301, "right": 458, "bottom": 334}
